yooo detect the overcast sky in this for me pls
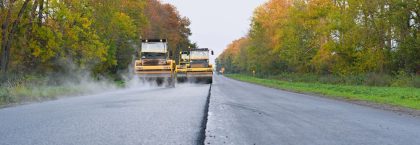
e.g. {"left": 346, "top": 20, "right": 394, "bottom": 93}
{"left": 160, "top": 0, "right": 268, "bottom": 63}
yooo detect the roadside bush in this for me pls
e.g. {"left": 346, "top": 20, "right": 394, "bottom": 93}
{"left": 364, "top": 73, "right": 393, "bottom": 87}
{"left": 318, "top": 75, "right": 346, "bottom": 85}
{"left": 0, "top": 88, "right": 11, "bottom": 105}
{"left": 269, "top": 73, "right": 319, "bottom": 83}
{"left": 391, "top": 71, "right": 413, "bottom": 87}
{"left": 413, "top": 77, "right": 420, "bottom": 88}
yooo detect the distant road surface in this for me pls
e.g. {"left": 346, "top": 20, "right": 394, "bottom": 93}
{"left": 0, "top": 84, "right": 210, "bottom": 145}
{"left": 205, "top": 75, "right": 420, "bottom": 145}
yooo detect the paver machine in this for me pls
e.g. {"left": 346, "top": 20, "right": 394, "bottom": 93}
{"left": 186, "top": 48, "right": 214, "bottom": 84}
{"left": 134, "top": 39, "right": 176, "bottom": 87}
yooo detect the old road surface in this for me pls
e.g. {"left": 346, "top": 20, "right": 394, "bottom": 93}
{"left": 1, "top": 75, "right": 420, "bottom": 145}
{"left": 205, "top": 75, "right": 420, "bottom": 145}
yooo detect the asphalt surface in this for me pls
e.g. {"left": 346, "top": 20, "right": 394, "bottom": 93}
{"left": 1, "top": 75, "right": 420, "bottom": 145}
{"left": 0, "top": 84, "right": 210, "bottom": 145}
{"left": 205, "top": 75, "right": 420, "bottom": 145}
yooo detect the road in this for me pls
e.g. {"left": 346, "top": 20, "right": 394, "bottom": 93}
{"left": 0, "top": 84, "right": 210, "bottom": 145}
{"left": 205, "top": 75, "right": 420, "bottom": 145}
{"left": 1, "top": 75, "right": 420, "bottom": 145}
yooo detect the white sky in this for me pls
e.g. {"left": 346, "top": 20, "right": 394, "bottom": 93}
{"left": 160, "top": 0, "right": 268, "bottom": 63}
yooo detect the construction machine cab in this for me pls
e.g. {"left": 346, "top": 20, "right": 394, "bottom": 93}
{"left": 189, "top": 48, "right": 211, "bottom": 68}
{"left": 179, "top": 51, "right": 190, "bottom": 65}
{"left": 175, "top": 51, "right": 190, "bottom": 82}
{"left": 140, "top": 39, "right": 168, "bottom": 60}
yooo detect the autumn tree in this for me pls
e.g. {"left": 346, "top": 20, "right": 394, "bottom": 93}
{"left": 1, "top": 0, "right": 31, "bottom": 74}
{"left": 143, "top": 0, "right": 193, "bottom": 62}
{"left": 217, "top": 0, "right": 419, "bottom": 76}
{"left": 0, "top": 0, "right": 195, "bottom": 80}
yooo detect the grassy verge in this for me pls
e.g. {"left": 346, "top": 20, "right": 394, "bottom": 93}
{"left": 0, "top": 84, "right": 110, "bottom": 107}
{"left": 0, "top": 75, "right": 118, "bottom": 107}
{"left": 227, "top": 74, "right": 420, "bottom": 110}
{"left": 266, "top": 72, "right": 420, "bottom": 88}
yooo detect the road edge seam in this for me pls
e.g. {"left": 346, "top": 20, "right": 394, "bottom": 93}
{"left": 197, "top": 84, "right": 211, "bottom": 145}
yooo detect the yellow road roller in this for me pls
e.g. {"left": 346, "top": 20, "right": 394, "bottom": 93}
{"left": 176, "top": 51, "right": 189, "bottom": 82}
{"left": 134, "top": 39, "right": 176, "bottom": 87}
{"left": 186, "top": 48, "right": 214, "bottom": 84}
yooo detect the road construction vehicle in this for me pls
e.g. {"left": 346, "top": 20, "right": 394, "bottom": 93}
{"left": 176, "top": 51, "right": 189, "bottom": 82}
{"left": 185, "top": 48, "right": 214, "bottom": 84}
{"left": 134, "top": 39, "right": 176, "bottom": 86}
{"left": 218, "top": 67, "right": 225, "bottom": 75}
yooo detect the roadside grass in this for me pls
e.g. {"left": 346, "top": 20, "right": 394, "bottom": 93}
{"left": 227, "top": 74, "right": 420, "bottom": 110}
{"left": 0, "top": 75, "right": 118, "bottom": 106}
{"left": 0, "top": 84, "right": 104, "bottom": 106}
{"left": 2, "top": 86, "right": 94, "bottom": 105}
{"left": 262, "top": 72, "right": 420, "bottom": 88}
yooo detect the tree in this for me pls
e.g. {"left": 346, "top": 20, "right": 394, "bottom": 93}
{"left": 0, "top": 0, "right": 195, "bottom": 79}
{"left": 143, "top": 0, "right": 193, "bottom": 62}
{"left": 1, "top": 0, "right": 31, "bottom": 73}
{"left": 217, "top": 0, "right": 419, "bottom": 76}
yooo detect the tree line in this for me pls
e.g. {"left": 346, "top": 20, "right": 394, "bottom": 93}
{"left": 0, "top": 0, "right": 194, "bottom": 79}
{"left": 217, "top": 0, "right": 419, "bottom": 76}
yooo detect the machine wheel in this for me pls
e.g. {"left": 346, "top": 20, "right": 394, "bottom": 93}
{"left": 207, "top": 77, "right": 213, "bottom": 84}
{"left": 177, "top": 77, "right": 187, "bottom": 83}
{"left": 156, "top": 78, "right": 164, "bottom": 86}
{"left": 165, "top": 75, "right": 176, "bottom": 88}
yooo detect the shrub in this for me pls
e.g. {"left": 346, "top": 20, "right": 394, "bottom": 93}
{"left": 391, "top": 71, "right": 413, "bottom": 87}
{"left": 364, "top": 73, "right": 393, "bottom": 86}
{"left": 0, "top": 88, "right": 11, "bottom": 105}
{"left": 412, "top": 76, "right": 420, "bottom": 88}
{"left": 318, "top": 75, "right": 346, "bottom": 85}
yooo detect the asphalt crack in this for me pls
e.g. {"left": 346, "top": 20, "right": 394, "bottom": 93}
{"left": 222, "top": 102, "right": 270, "bottom": 117}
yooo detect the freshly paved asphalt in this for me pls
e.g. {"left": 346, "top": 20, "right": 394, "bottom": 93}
{"left": 205, "top": 75, "right": 420, "bottom": 145}
{"left": 0, "top": 84, "right": 210, "bottom": 145}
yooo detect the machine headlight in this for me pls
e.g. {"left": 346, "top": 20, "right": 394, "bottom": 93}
{"left": 135, "top": 60, "right": 142, "bottom": 66}
{"left": 158, "top": 60, "right": 167, "bottom": 65}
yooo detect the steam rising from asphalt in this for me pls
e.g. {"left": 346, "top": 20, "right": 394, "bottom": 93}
{"left": 44, "top": 61, "right": 119, "bottom": 97}
{"left": 121, "top": 57, "right": 165, "bottom": 89}
{"left": 52, "top": 57, "right": 202, "bottom": 98}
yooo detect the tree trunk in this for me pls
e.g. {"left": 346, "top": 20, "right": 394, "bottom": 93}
{"left": 38, "top": 0, "right": 44, "bottom": 26}
{"left": 45, "top": 0, "right": 48, "bottom": 24}
{"left": 30, "top": 0, "right": 39, "bottom": 24}
{"left": 0, "top": 0, "right": 4, "bottom": 10}
{"left": 1, "top": 0, "right": 31, "bottom": 73}
{"left": 1, "top": 1, "right": 13, "bottom": 73}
